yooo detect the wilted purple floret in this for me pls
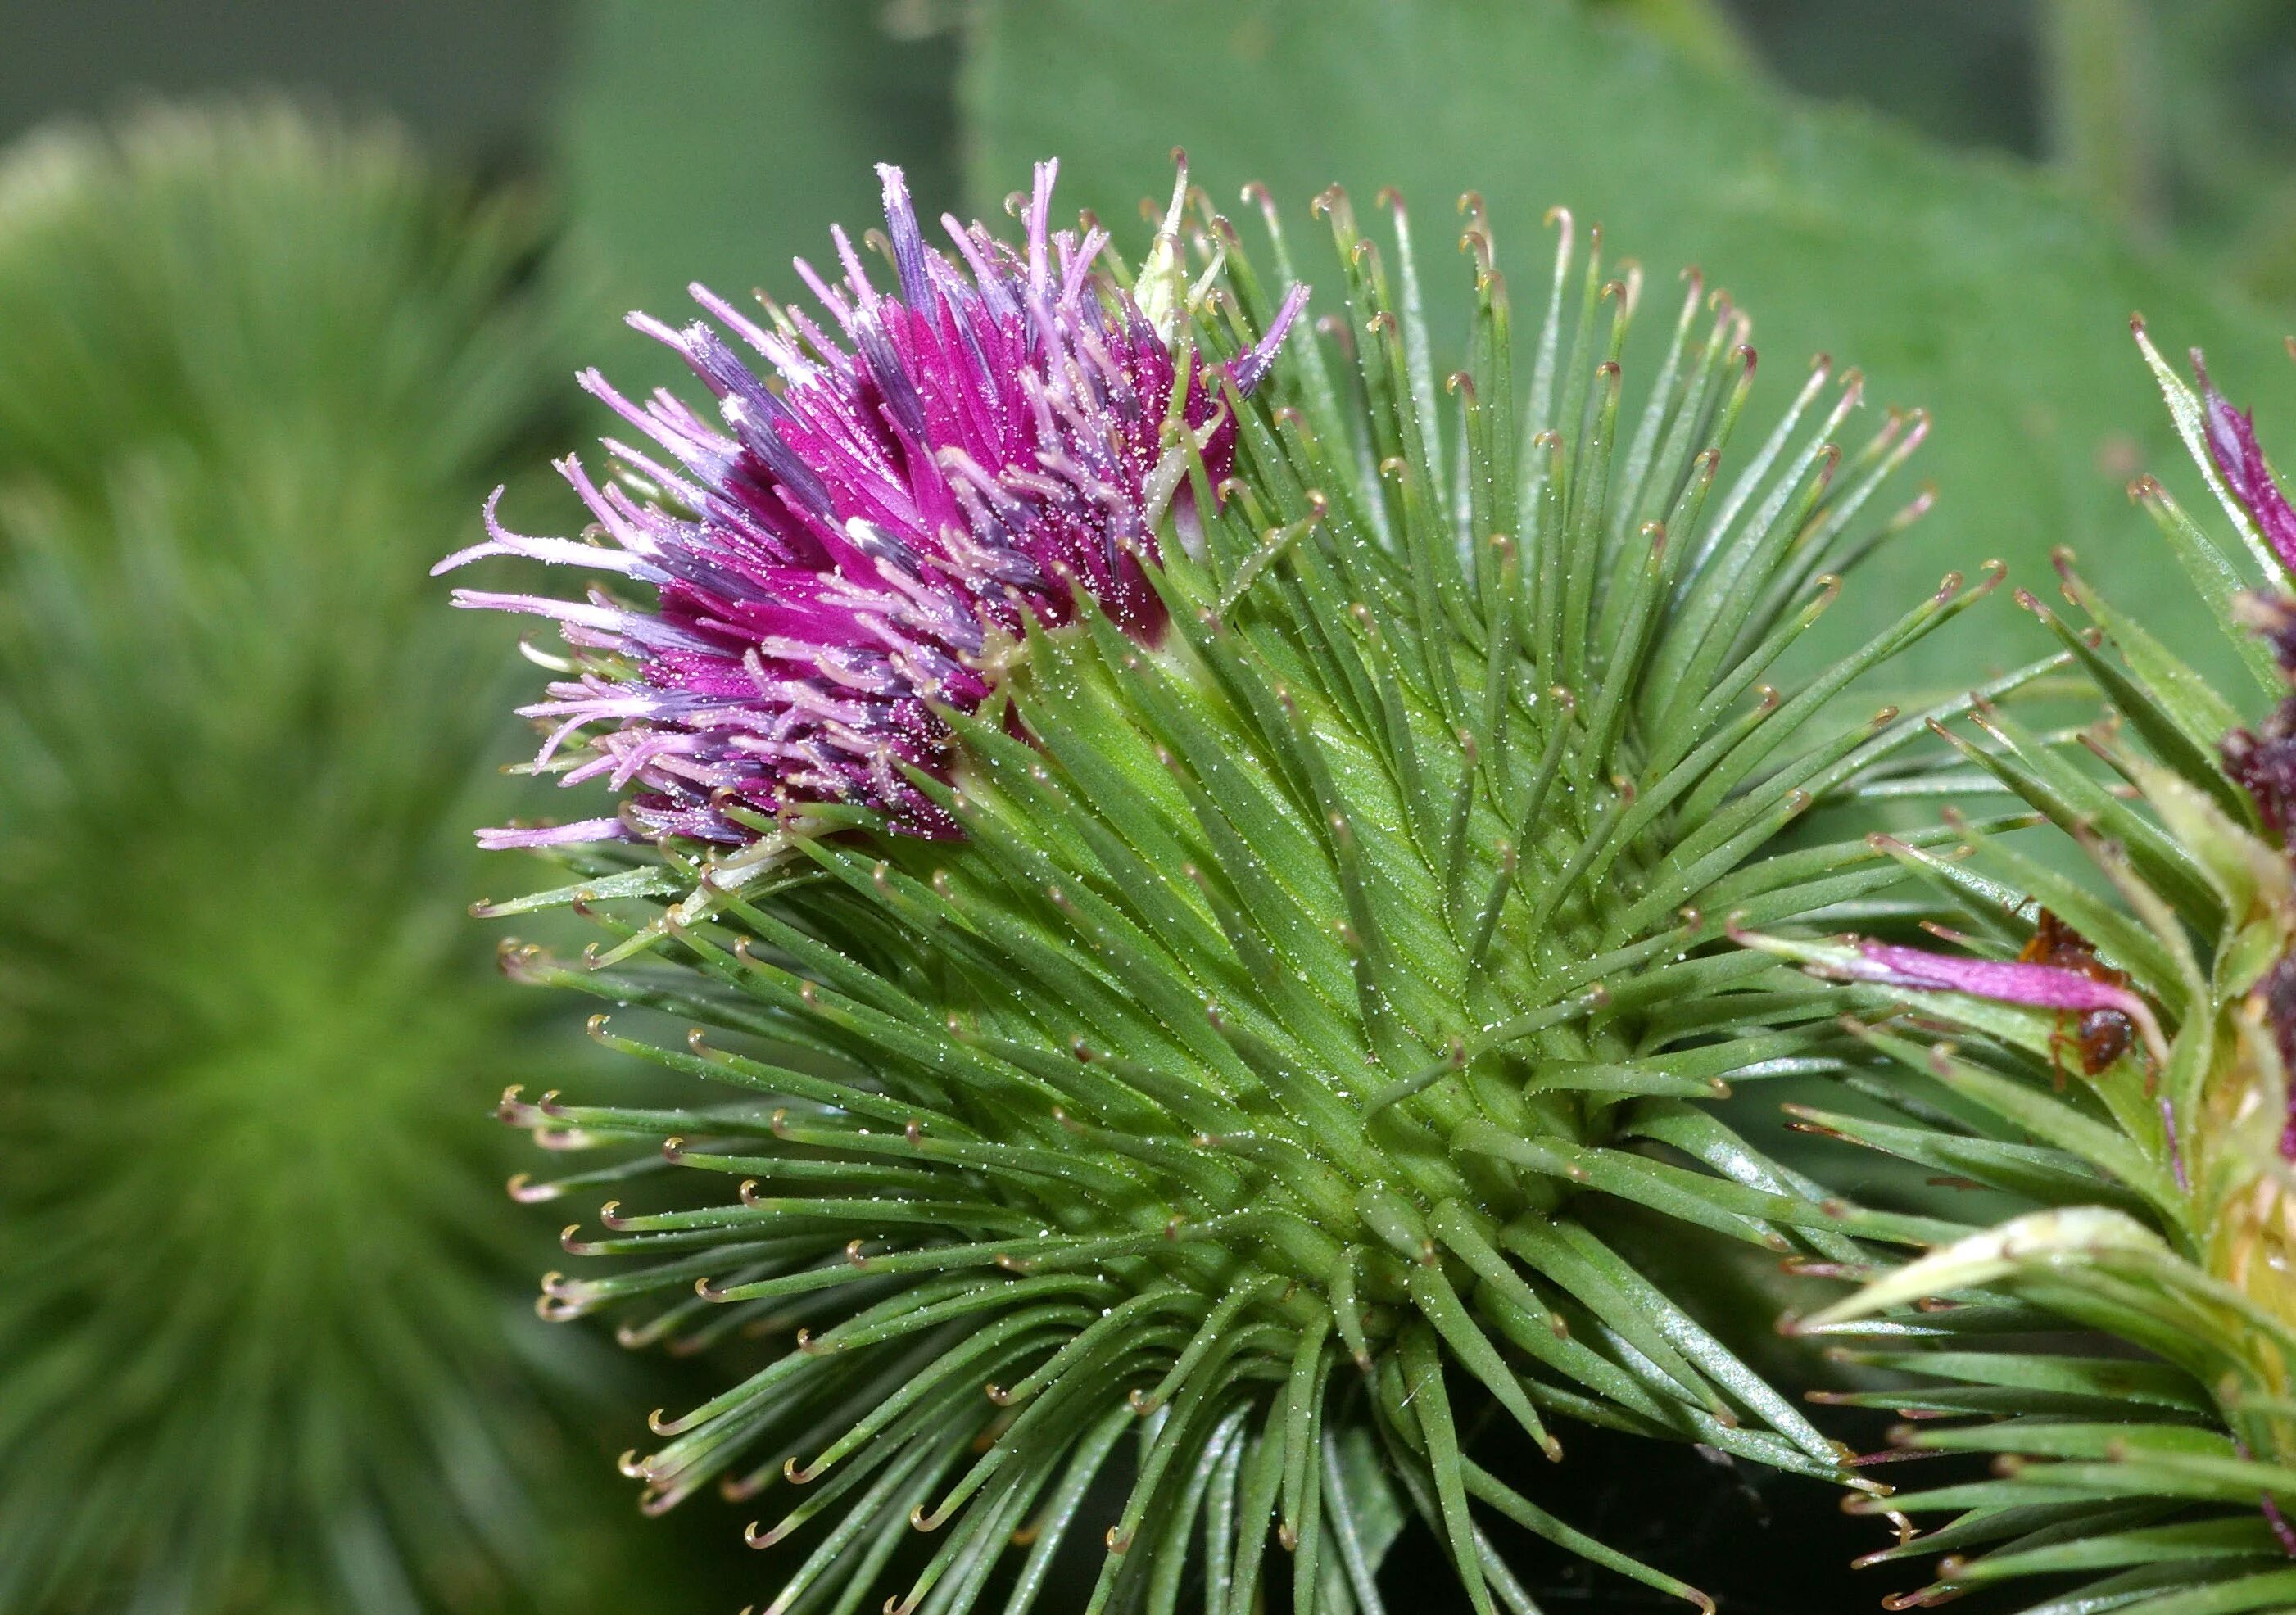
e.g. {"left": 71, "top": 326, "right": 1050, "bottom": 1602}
{"left": 1836, "top": 938, "right": 2169, "bottom": 1074}
{"left": 442, "top": 161, "right": 1305, "bottom": 847}
{"left": 2257, "top": 952, "right": 2296, "bottom": 1162}
{"left": 2225, "top": 594, "right": 2296, "bottom": 838}
{"left": 2193, "top": 348, "right": 2296, "bottom": 577}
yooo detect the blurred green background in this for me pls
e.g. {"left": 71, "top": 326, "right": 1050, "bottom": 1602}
{"left": 3, "top": 2, "right": 2295, "bottom": 1611}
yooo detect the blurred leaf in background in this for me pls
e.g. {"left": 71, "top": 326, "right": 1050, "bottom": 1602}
{"left": 556, "top": 0, "right": 960, "bottom": 394}
{"left": 0, "top": 103, "right": 740, "bottom": 1615}
{"left": 2045, "top": 0, "right": 2296, "bottom": 304}
{"left": 1737, "top": 0, "right": 2296, "bottom": 309}
{"left": 965, "top": 0, "right": 2296, "bottom": 693}
{"left": 1587, "top": 0, "right": 1757, "bottom": 77}
{"left": 1729, "top": 0, "right": 2045, "bottom": 158}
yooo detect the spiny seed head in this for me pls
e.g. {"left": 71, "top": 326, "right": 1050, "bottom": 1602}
{"left": 0, "top": 103, "right": 713, "bottom": 1614}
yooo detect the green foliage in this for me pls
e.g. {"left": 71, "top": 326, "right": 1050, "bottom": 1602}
{"left": 2050, "top": 0, "right": 2296, "bottom": 305}
{"left": 1737, "top": 333, "right": 2296, "bottom": 1613}
{"left": 962, "top": 0, "right": 2296, "bottom": 692}
{"left": 483, "top": 152, "right": 2028, "bottom": 1613}
{"left": 0, "top": 104, "right": 719, "bottom": 1615}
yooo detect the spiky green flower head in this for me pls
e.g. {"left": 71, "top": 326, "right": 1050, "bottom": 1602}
{"left": 468, "top": 155, "right": 1998, "bottom": 1614}
{"left": 0, "top": 104, "right": 716, "bottom": 1615}
{"left": 1737, "top": 332, "right": 2296, "bottom": 1613}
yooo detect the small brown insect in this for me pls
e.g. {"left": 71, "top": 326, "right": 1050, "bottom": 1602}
{"left": 2017, "top": 908, "right": 2135, "bottom": 1082}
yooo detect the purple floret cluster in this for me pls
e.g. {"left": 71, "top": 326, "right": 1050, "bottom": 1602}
{"left": 442, "top": 161, "right": 1301, "bottom": 847}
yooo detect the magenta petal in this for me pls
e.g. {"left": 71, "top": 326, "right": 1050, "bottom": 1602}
{"left": 1228, "top": 283, "right": 1311, "bottom": 394}
{"left": 1853, "top": 942, "right": 2147, "bottom": 1016}
{"left": 2193, "top": 349, "right": 2296, "bottom": 575}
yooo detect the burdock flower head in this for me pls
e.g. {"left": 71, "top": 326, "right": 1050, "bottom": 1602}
{"left": 439, "top": 160, "right": 1302, "bottom": 856}
{"left": 473, "top": 159, "right": 1979, "bottom": 1615}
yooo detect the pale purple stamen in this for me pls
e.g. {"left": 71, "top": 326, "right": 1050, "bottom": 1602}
{"left": 2265, "top": 1491, "right": 2296, "bottom": 1559}
{"left": 477, "top": 817, "right": 632, "bottom": 850}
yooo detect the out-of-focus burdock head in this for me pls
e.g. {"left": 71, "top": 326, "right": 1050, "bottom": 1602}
{"left": 0, "top": 101, "right": 722, "bottom": 1615}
